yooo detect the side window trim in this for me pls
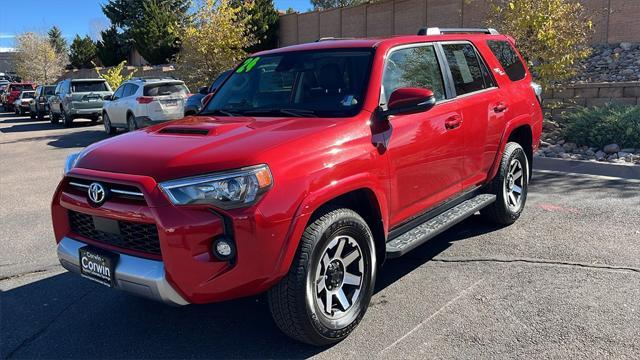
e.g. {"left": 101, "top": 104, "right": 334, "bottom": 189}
{"left": 379, "top": 41, "right": 453, "bottom": 107}
{"left": 438, "top": 40, "right": 498, "bottom": 99}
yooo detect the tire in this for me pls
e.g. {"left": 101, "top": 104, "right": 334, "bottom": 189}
{"left": 103, "top": 113, "right": 117, "bottom": 135}
{"left": 15, "top": 107, "right": 19, "bottom": 115}
{"left": 481, "top": 142, "right": 529, "bottom": 225}
{"left": 49, "top": 108, "right": 60, "bottom": 124}
{"left": 268, "top": 208, "right": 376, "bottom": 346}
{"left": 37, "top": 110, "right": 45, "bottom": 121}
{"left": 61, "top": 107, "right": 73, "bottom": 127}
{"left": 30, "top": 109, "right": 35, "bottom": 119}
{"left": 127, "top": 113, "right": 137, "bottom": 132}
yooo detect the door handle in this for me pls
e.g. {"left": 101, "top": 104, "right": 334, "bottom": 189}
{"left": 445, "top": 115, "right": 462, "bottom": 130}
{"left": 494, "top": 102, "right": 508, "bottom": 113}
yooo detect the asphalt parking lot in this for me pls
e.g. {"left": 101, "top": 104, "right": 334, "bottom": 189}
{"left": 1, "top": 111, "right": 639, "bottom": 359}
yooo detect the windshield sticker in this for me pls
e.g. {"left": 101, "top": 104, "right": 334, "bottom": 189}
{"left": 340, "top": 95, "right": 358, "bottom": 107}
{"left": 236, "top": 57, "right": 261, "bottom": 73}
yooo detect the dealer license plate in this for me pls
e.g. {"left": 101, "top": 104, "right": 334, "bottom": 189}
{"left": 79, "top": 247, "right": 118, "bottom": 287}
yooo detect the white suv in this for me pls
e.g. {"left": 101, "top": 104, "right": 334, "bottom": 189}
{"left": 102, "top": 77, "right": 189, "bottom": 134}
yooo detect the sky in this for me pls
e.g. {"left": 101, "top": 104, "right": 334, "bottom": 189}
{"left": 0, "top": 0, "right": 312, "bottom": 51}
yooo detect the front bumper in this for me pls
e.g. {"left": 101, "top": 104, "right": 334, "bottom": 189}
{"left": 57, "top": 236, "right": 189, "bottom": 305}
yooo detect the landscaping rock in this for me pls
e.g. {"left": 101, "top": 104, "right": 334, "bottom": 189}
{"left": 571, "top": 43, "right": 640, "bottom": 83}
{"left": 603, "top": 144, "right": 621, "bottom": 154}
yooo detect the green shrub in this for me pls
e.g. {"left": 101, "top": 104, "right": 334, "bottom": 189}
{"left": 563, "top": 104, "right": 640, "bottom": 149}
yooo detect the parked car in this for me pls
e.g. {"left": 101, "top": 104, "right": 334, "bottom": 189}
{"left": 13, "top": 90, "right": 35, "bottom": 115}
{"left": 3, "top": 82, "right": 36, "bottom": 111}
{"left": 102, "top": 77, "right": 189, "bottom": 134}
{"left": 184, "top": 70, "right": 231, "bottom": 116}
{"left": 29, "top": 84, "right": 57, "bottom": 120}
{"left": 49, "top": 78, "right": 112, "bottom": 127}
{"left": 52, "top": 28, "right": 542, "bottom": 345}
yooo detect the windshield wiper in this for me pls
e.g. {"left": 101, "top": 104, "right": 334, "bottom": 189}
{"left": 241, "top": 108, "right": 318, "bottom": 118}
{"left": 200, "top": 109, "right": 237, "bottom": 117}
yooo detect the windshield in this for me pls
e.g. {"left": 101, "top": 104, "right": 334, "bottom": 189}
{"left": 22, "top": 92, "right": 35, "bottom": 98}
{"left": 202, "top": 49, "right": 374, "bottom": 118}
{"left": 144, "top": 82, "right": 189, "bottom": 97}
{"left": 11, "top": 84, "right": 33, "bottom": 92}
{"left": 72, "top": 81, "right": 109, "bottom": 92}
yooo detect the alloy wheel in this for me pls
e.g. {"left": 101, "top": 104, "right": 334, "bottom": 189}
{"left": 503, "top": 158, "right": 525, "bottom": 212}
{"left": 313, "top": 235, "right": 364, "bottom": 320}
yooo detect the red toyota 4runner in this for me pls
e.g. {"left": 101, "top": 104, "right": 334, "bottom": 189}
{"left": 52, "top": 28, "right": 542, "bottom": 345}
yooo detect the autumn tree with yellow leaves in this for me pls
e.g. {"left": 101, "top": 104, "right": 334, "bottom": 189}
{"left": 15, "top": 32, "right": 66, "bottom": 84}
{"left": 486, "top": 0, "right": 593, "bottom": 86}
{"left": 175, "top": 0, "right": 257, "bottom": 90}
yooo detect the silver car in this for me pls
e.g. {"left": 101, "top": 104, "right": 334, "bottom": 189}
{"left": 49, "top": 78, "right": 113, "bottom": 127}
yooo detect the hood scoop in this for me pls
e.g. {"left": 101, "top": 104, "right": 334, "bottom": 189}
{"left": 158, "top": 127, "right": 210, "bottom": 136}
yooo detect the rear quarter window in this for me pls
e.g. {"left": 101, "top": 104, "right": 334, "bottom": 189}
{"left": 487, "top": 40, "right": 527, "bottom": 82}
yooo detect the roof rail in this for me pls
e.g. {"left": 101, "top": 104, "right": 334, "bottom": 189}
{"left": 315, "top": 37, "right": 356, "bottom": 42}
{"left": 417, "top": 27, "right": 500, "bottom": 36}
{"left": 130, "top": 76, "right": 179, "bottom": 82}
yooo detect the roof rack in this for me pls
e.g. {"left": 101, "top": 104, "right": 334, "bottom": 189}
{"left": 417, "top": 27, "right": 499, "bottom": 36}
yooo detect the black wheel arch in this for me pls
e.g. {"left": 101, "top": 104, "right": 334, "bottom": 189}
{"left": 307, "top": 188, "right": 386, "bottom": 267}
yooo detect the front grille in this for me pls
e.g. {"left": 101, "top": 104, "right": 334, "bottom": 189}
{"left": 66, "top": 178, "right": 145, "bottom": 202}
{"left": 69, "top": 211, "right": 161, "bottom": 256}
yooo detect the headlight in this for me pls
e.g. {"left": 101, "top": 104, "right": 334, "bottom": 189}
{"left": 64, "top": 152, "right": 81, "bottom": 174}
{"left": 159, "top": 165, "right": 273, "bottom": 209}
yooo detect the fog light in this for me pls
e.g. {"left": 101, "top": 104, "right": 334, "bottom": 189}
{"left": 212, "top": 238, "right": 235, "bottom": 261}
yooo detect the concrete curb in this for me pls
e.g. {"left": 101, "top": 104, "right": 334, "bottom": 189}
{"left": 533, "top": 157, "right": 640, "bottom": 180}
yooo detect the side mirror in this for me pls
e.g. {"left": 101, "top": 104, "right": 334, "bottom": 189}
{"left": 103, "top": 94, "right": 112, "bottom": 101}
{"left": 381, "top": 87, "right": 436, "bottom": 118}
{"left": 198, "top": 86, "right": 209, "bottom": 95}
{"left": 201, "top": 92, "right": 214, "bottom": 106}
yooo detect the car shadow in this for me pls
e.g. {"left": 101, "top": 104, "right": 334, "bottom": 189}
{"left": 47, "top": 129, "right": 110, "bottom": 148}
{"left": 0, "top": 119, "right": 98, "bottom": 134}
{"left": 1, "top": 215, "right": 497, "bottom": 359}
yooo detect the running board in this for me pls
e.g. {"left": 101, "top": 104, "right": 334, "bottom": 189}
{"left": 386, "top": 194, "right": 496, "bottom": 258}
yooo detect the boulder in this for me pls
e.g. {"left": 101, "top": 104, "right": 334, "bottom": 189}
{"left": 603, "top": 144, "right": 620, "bottom": 154}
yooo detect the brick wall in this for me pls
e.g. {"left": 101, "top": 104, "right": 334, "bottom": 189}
{"left": 279, "top": 0, "right": 640, "bottom": 47}
{"left": 542, "top": 82, "right": 640, "bottom": 119}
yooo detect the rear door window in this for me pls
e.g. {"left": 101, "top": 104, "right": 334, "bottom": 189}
{"left": 123, "top": 84, "right": 139, "bottom": 97}
{"left": 144, "top": 83, "right": 188, "bottom": 97}
{"left": 441, "top": 43, "right": 489, "bottom": 96}
{"left": 72, "top": 81, "right": 109, "bottom": 92}
{"left": 487, "top": 40, "right": 526, "bottom": 81}
{"left": 381, "top": 44, "right": 446, "bottom": 105}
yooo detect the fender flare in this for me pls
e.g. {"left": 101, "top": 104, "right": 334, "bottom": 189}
{"left": 487, "top": 114, "right": 535, "bottom": 182}
{"left": 270, "top": 172, "right": 390, "bottom": 279}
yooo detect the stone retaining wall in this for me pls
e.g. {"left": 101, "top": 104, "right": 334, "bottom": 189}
{"left": 542, "top": 82, "right": 640, "bottom": 119}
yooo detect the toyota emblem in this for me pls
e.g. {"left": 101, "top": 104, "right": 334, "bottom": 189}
{"left": 88, "top": 182, "right": 107, "bottom": 205}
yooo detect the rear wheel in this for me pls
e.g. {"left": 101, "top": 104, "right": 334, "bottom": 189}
{"left": 481, "top": 142, "right": 529, "bottom": 225}
{"left": 127, "top": 113, "right": 137, "bottom": 132}
{"left": 30, "top": 109, "right": 35, "bottom": 119}
{"left": 37, "top": 107, "right": 45, "bottom": 120}
{"left": 103, "top": 113, "right": 117, "bottom": 135}
{"left": 268, "top": 208, "right": 376, "bottom": 346}
{"left": 61, "top": 107, "right": 73, "bottom": 127}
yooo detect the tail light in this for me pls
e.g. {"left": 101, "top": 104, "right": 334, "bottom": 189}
{"left": 136, "top": 96, "right": 154, "bottom": 104}
{"left": 531, "top": 82, "right": 542, "bottom": 105}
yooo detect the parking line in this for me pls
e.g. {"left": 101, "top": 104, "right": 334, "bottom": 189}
{"left": 533, "top": 169, "right": 640, "bottom": 183}
{"left": 381, "top": 278, "right": 485, "bottom": 353}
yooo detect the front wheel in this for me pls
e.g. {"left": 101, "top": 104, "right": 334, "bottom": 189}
{"left": 49, "top": 108, "right": 60, "bottom": 124}
{"left": 103, "top": 113, "right": 117, "bottom": 135}
{"left": 30, "top": 110, "right": 35, "bottom": 119}
{"left": 481, "top": 142, "right": 529, "bottom": 225}
{"left": 268, "top": 208, "right": 376, "bottom": 346}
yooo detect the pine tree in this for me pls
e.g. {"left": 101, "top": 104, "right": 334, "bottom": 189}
{"left": 69, "top": 35, "right": 98, "bottom": 69}
{"left": 48, "top": 26, "right": 68, "bottom": 55}
{"left": 96, "top": 26, "right": 129, "bottom": 67}
{"left": 231, "top": 0, "right": 279, "bottom": 53}
{"left": 102, "top": 0, "right": 190, "bottom": 64}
